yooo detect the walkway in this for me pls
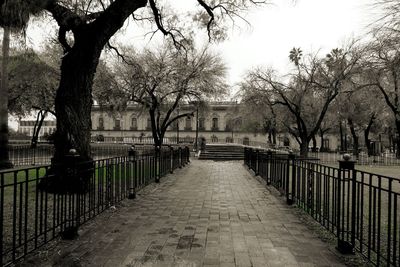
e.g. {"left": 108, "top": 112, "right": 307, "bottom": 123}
{"left": 31, "top": 160, "right": 345, "bottom": 267}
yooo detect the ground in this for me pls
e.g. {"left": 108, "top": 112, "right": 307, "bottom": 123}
{"left": 21, "top": 160, "right": 350, "bottom": 267}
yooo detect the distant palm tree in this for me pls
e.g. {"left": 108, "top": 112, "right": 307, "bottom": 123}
{"left": 289, "top": 47, "right": 302, "bottom": 66}
{"left": 0, "top": 0, "right": 44, "bottom": 169}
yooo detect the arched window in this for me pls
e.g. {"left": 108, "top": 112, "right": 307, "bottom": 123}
{"left": 212, "top": 118, "right": 219, "bottom": 131}
{"left": 98, "top": 117, "right": 104, "bottom": 130}
{"left": 131, "top": 117, "right": 137, "bottom": 130}
{"left": 185, "top": 117, "right": 192, "bottom": 130}
{"left": 211, "top": 135, "right": 218, "bottom": 143}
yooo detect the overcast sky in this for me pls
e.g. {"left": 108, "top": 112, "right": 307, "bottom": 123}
{"left": 15, "top": 0, "right": 378, "bottom": 128}
{"left": 213, "top": 0, "right": 375, "bottom": 86}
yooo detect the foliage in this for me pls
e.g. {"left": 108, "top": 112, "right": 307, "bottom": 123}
{"left": 7, "top": 50, "right": 58, "bottom": 116}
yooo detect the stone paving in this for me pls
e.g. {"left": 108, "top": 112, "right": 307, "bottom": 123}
{"left": 32, "top": 160, "right": 346, "bottom": 267}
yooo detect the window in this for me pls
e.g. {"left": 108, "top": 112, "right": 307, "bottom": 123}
{"left": 114, "top": 118, "right": 121, "bottom": 130}
{"left": 98, "top": 117, "right": 104, "bottom": 130}
{"left": 146, "top": 118, "right": 152, "bottom": 130}
{"left": 199, "top": 118, "right": 205, "bottom": 130}
{"left": 323, "top": 138, "right": 330, "bottom": 149}
{"left": 212, "top": 118, "right": 219, "bottom": 130}
{"left": 185, "top": 117, "right": 192, "bottom": 130}
{"left": 211, "top": 135, "right": 218, "bottom": 143}
{"left": 131, "top": 117, "right": 137, "bottom": 130}
{"left": 243, "top": 137, "right": 250, "bottom": 146}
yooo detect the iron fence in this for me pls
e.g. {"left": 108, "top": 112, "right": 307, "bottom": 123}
{"left": 0, "top": 146, "right": 190, "bottom": 266}
{"left": 245, "top": 147, "right": 400, "bottom": 266}
{"left": 308, "top": 151, "right": 400, "bottom": 166}
{"left": 7, "top": 144, "right": 160, "bottom": 168}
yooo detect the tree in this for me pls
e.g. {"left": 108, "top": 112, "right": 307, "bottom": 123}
{"left": 363, "top": 33, "right": 400, "bottom": 157}
{"left": 5, "top": 0, "right": 263, "bottom": 171}
{"left": 244, "top": 45, "right": 362, "bottom": 156}
{"left": 117, "top": 45, "right": 227, "bottom": 147}
{"left": 0, "top": 0, "right": 47, "bottom": 169}
{"left": 7, "top": 50, "right": 59, "bottom": 146}
{"left": 238, "top": 79, "right": 280, "bottom": 145}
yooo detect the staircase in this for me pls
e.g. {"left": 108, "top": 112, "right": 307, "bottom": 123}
{"left": 198, "top": 144, "right": 244, "bottom": 160}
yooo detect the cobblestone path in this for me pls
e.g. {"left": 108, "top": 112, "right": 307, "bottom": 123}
{"left": 34, "top": 160, "right": 346, "bottom": 267}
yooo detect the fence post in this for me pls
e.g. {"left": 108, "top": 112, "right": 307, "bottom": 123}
{"left": 287, "top": 152, "right": 296, "bottom": 205}
{"left": 128, "top": 146, "right": 136, "bottom": 199}
{"left": 266, "top": 150, "right": 272, "bottom": 185}
{"left": 155, "top": 146, "right": 160, "bottom": 183}
{"left": 185, "top": 146, "right": 190, "bottom": 163}
{"left": 179, "top": 147, "right": 182, "bottom": 168}
{"left": 336, "top": 154, "right": 356, "bottom": 254}
{"left": 60, "top": 148, "right": 80, "bottom": 240}
{"left": 170, "top": 146, "right": 174, "bottom": 174}
{"left": 255, "top": 149, "right": 259, "bottom": 176}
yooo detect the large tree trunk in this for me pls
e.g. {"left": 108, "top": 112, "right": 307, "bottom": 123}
{"left": 0, "top": 27, "right": 13, "bottom": 170}
{"left": 348, "top": 118, "right": 359, "bottom": 158}
{"left": 39, "top": 37, "right": 102, "bottom": 193}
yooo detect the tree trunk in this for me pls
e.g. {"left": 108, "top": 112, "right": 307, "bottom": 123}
{"left": 364, "top": 115, "right": 375, "bottom": 156}
{"left": 272, "top": 129, "right": 276, "bottom": 145}
{"left": 395, "top": 119, "right": 400, "bottom": 159}
{"left": 299, "top": 136, "right": 309, "bottom": 157}
{"left": 39, "top": 38, "right": 101, "bottom": 193}
{"left": 311, "top": 135, "right": 317, "bottom": 152}
{"left": 319, "top": 129, "right": 324, "bottom": 152}
{"left": 339, "top": 121, "right": 344, "bottom": 152}
{"left": 348, "top": 118, "right": 359, "bottom": 158}
{"left": 0, "top": 27, "right": 13, "bottom": 170}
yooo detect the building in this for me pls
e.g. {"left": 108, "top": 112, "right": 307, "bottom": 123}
{"left": 90, "top": 102, "right": 339, "bottom": 150}
{"left": 91, "top": 102, "right": 258, "bottom": 143}
{"left": 16, "top": 102, "right": 340, "bottom": 151}
{"left": 18, "top": 120, "right": 57, "bottom": 138}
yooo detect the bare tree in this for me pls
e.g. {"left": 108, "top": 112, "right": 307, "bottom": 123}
{"left": 243, "top": 45, "right": 362, "bottom": 156}
{"left": 117, "top": 45, "right": 227, "bottom": 147}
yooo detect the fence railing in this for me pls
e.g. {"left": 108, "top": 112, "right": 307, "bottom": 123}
{"left": 245, "top": 148, "right": 400, "bottom": 267}
{"left": 308, "top": 151, "right": 400, "bottom": 166}
{"left": 7, "top": 144, "right": 159, "bottom": 168}
{"left": 0, "top": 146, "right": 190, "bottom": 266}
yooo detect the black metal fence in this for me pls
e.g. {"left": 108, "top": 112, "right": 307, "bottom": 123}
{"left": 0, "top": 146, "right": 190, "bottom": 266}
{"left": 308, "top": 151, "right": 400, "bottom": 166}
{"left": 7, "top": 144, "right": 160, "bottom": 168}
{"left": 245, "top": 148, "right": 400, "bottom": 266}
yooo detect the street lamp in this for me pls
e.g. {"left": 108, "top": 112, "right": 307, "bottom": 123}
{"left": 189, "top": 101, "right": 199, "bottom": 152}
{"left": 176, "top": 105, "right": 180, "bottom": 144}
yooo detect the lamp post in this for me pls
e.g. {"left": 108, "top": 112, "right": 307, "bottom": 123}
{"left": 176, "top": 106, "right": 180, "bottom": 144}
{"left": 189, "top": 101, "right": 199, "bottom": 152}
{"left": 195, "top": 104, "right": 199, "bottom": 152}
